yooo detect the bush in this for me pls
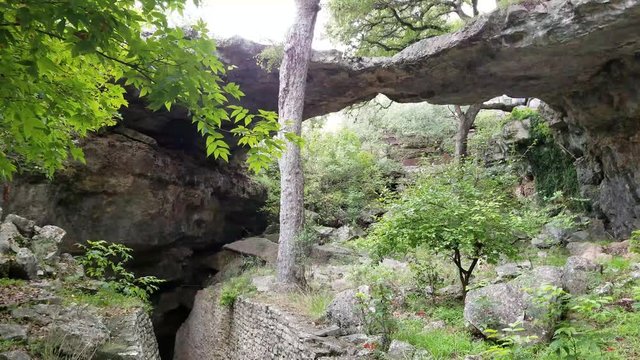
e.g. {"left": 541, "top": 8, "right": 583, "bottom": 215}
{"left": 256, "top": 127, "right": 392, "bottom": 227}
{"left": 365, "top": 162, "right": 549, "bottom": 298}
{"left": 630, "top": 230, "right": 640, "bottom": 254}
{"left": 219, "top": 275, "right": 256, "bottom": 307}
{"left": 76, "top": 240, "right": 163, "bottom": 302}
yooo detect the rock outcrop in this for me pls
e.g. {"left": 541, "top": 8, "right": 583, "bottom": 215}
{"left": 218, "top": 0, "right": 640, "bottom": 237}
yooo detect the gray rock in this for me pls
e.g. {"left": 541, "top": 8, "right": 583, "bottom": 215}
{"left": 423, "top": 320, "right": 446, "bottom": 331}
{"left": 222, "top": 237, "right": 278, "bottom": 264}
{"left": 13, "top": 248, "right": 37, "bottom": 280}
{"left": 313, "top": 325, "right": 341, "bottom": 337}
{"left": 0, "top": 222, "right": 20, "bottom": 255}
{"left": 310, "top": 244, "right": 356, "bottom": 264}
{"left": 532, "top": 223, "right": 570, "bottom": 248}
{"left": 0, "top": 351, "right": 31, "bottom": 360}
{"left": 413, "top": 349, "right": 433, "bottom": 360}
{"left": 495, "top": 263, "right": 522, "bottom": 280}
{"left": 436, "top": 284, "right": 463, "bottom": 299}
{"left": 502, "top": 119, "right": 530, "bottom": 145}
{"left": 387, "top": 340, "right": 415, "bottom": 360}
{"left": 45, "top": 313, "right": 110, "bottom": 358}
{"left": 0, "top": 324, "right": 28, "bottom": 341}
{"left": 4, "top": 215, "right": 35, "bottom": 237}
{"left": 464, "top": 266, "right": 563, "bottom": 343}
{"left": 332, "top": 225, "right": 364, "bottom": 243}
{"left": 30, "top": 226, "right": 65, "bottom": 263}
{"left": 326, "top": 286, "right": 369, "bottom": 333}
{"left": 562, "top": 256, "right": 599, "bottom": 295}
{"left": 313, "top": 226, "right": 336, "bottom": 240}
{"left": 340, "top": 333, "right": 373, "bottom": 346}
{"left": 594, "top": 282, "right": 614, "bottom": 296}
{"left": 567, "top": 230, "right": 590, "bottom": 243}
{"left": 566, "top": 242, "right": 611, "bottom": 263}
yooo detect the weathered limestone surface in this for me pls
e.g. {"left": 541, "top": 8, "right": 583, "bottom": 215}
{"left": 174, "top": 287, "right": 352, "bottom": 360}
{"left": 219, "top": 0, "right": 640, "bottom": 237}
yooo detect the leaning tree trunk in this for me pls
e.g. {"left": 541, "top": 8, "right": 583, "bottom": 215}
{"left": 276, "top": 0, "right": 321, "bottom": 285}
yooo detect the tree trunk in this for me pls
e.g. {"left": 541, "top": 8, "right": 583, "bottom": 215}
{"left": 276, "top": 0, "right": 321, "bottom": 285}
{"left": 453, "top": 104, "right": 481, "bottom": 159}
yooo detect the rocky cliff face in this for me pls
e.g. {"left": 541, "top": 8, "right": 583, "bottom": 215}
{"left": 1, "top": 100, "right": 269, "bottom": 358}
{"left": 218, "top": 0, "right": 640, "bottom": 237}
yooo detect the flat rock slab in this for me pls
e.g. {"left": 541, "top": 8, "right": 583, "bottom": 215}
{"left": 223, "top": 237, "right": 278, "bottom": 264}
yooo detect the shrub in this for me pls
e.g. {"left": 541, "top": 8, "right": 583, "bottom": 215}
{"left": 366, "top": 162, "right": 549, "bottom": 298}
{"left": 76, "top": 240, "right": 164, "bottom": 302}
{"left": 630, "top": 230, "right": 640, "bottom": 254}
{"left": 219, "top": 275, "right": 256, "bottom": 308}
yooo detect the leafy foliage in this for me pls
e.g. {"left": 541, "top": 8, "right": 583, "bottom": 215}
{"left": 256, "top": 126, "right": 392, "bottom": 226}
{"left": 219, "top": 275, "right": 256, "bottom": 307}
{"left": 365, "top": 162, "right": 549, "bottom": 296}
{"left": 326, "top": 0, "right": 469, "bottom": 56}
{"left": 629, "top": 230, "right": 640, "bottom": 254}
{"left": 0, "top": 0, "right": 282, "bottom": 179}
{"left": 76, "top": 240, "right": 163, "bottom": 302}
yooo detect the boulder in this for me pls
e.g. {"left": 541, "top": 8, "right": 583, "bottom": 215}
{"left": 4, "top": 215, "right": 35, "bottom": 237}
{"left": 495, "top": 263, "right": 522, "bottom": 280}
{"left": 387, "top": 340, "right": 415, "bottom": 360}
{"left": 502, "top": 119, "right": 530, "bottom": 145}
{"left": 12, "top": 248, "right": 37, "bottom": 280}
{"left": 45, "top": 312, "right": 110, "bottom": 358}
{"left": 0, "top": 222, "right": 20, "bottom": 255}
{"left": 562, "top": 256, "right": 599, "bottom": 295}
{"left": 464, "top": 266, "right": 563, "bottom": 342}
{"left": 30, "top": 226, "right": 65, "bottom": 263}
{"left": 326, "top": 286, "right": 369, "bottom": 333}
{"left": 0, "top": 324, "right": 28, "bottom": 341}
{"left": 332, "top": 225, "right": 364, "bottom": 243}
{"left": 566, "top": 242, "right": 611, "bottom": 263}
{"left": 222, "top": 237, "right": 278, "bottom": 264}
{"left": 251, "top": 275, "right": 276, "bottom": 293}
{"left": 0, "top": 351, "right": 31, "bottom": 360}
{"left": 532, "top": 223, "right": 571, "bottom": 248}
{"left": 310, "top": 244, "right": 356, "bottom": 264}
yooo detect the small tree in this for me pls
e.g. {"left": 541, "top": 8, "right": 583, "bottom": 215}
{"left": 367, "top": 162, "right": 547, "bottom": 299}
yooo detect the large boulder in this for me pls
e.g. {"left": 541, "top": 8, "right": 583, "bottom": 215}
{"left": 562, "top": 256, "right": 600, "bottom": 295}
{"left": 464, "top": 266, "right": 563, "bottom": 342}
{"left": 326, "top": 286, "right": 369, "bottom": 334}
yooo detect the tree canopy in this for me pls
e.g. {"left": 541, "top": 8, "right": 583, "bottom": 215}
{"left": 0, "top": 0, "right": 281, "bottom": 179}
{"left": 326, "top": 0, "right": 475, "bottom": 55}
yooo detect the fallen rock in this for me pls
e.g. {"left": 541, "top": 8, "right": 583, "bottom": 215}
{"left": 605, "top": 240, "right": 630, "bottom": 257}
{"left": 222, "top": 237, "right": 278, "bottom": 264}
{"left": 0, "top": 324, "right": 28, "bottom": 341}
{"left": 30, "top": 225, "right": 65, "bottom": 263}
{"left": 313, "top": 325, "right": 341, "bottom": 337}
{"left": 495, "top": 263, "right": 522, "bottom": 280}
{"left": 0, "top": 351, "right": 31, "bottom": 360}
{"left": 562, "top": 256, "right": 599, "bottom": 295}
{"left": 387, "top": 340, "right": 415, "bottom": 360}
{"left": 310, "top": 244, "right": 356, "bottom": 264}
{"left": 45, "top": 312, "right": 110, "bottom": 358}
{"left": 464, "top": 266, "right": 563, "bottom": 342}
{"left": 12, "top": 248, "right": 37, "bottom": 280}
{"left": 0, "top": 222, "right": 20, "bottom": 255}
{"left": 566, "top": 242, "right": 611, "bottom": 263}
{"left": 332, "top": 225, "right": 364, "bottom": 243}
{"left": 4, "top": 215, "right": 35, "bottom": 237}
{"left": 326, "top": 286, "right": 368, "bottom": 334}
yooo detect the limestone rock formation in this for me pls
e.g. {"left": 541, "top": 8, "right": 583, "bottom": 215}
{"left": 218, "top": 0, "right": 640, "bottom": 237}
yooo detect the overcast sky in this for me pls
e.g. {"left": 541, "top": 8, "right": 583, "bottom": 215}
{"left": 175, "top": 0, "right": 497, "bottom": 50}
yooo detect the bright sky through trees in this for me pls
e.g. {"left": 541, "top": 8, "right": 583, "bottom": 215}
{"left": 176, "top": 0, "right": 497, "bottom": 50}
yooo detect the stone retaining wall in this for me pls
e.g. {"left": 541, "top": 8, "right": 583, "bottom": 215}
{"left": 173, "top": 287, "right": 348, "bottom": 360}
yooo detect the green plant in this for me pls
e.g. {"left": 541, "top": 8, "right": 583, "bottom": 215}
{"left": 76, "top": 240, "right": 163, "bottom": 302}
{"left": 393, "top": 319, "right": 487, "bottom": 358}
{"left": 219, "top": 275, "right": 257, "bottom": 308}
{"left": 630, "top": 230, "right": 640, "bottom": 254}
{"left": 366, "top": 162, "right": 550, "bottom": 298}
{"left": 0, "top": 0, "right": 286, "bottom": 179}
{"left": 356, "top": 282, "right": 397, "bottom": 350}
{"left": 286, "top": 290, "right": 333, "bottom": 320}
{"left": 483, "top": 321, "right": 540, "bottom": 359}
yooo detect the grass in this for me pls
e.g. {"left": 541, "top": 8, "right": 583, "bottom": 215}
{"left": 393, "top": 319, "right": 487, "bottom": 359}
{"left": 286, "top": 290, "right": 333, "bottom": 320}
{"left": 57, "top": 283, "right": 146, "bottom": 311}
{"left": 0, "top": 278, "right": 27, "bottom": 287}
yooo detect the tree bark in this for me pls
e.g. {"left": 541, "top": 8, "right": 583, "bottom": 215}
{"left": 276, "top": 0, "right": 321, "bottom": 285}
{"left": 453, "top": 99, "right": 528, "bottom": 159}
{"left": 453, "top": 104, "right": 481, "bottom": 159}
